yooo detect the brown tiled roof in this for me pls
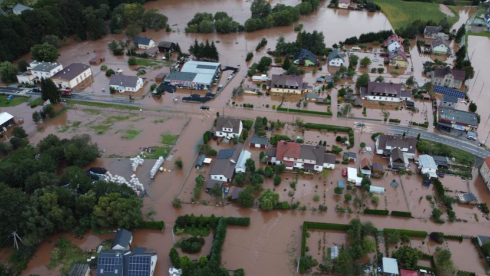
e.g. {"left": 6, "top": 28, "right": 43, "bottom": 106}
{"left": 276, "top": 141, "right": 301, "bottom": 161}
{"left": 372, "top": 162, "right": 384, "bottom": 172}
{"left": 433, "top": 66, "right": 465, "bottom": 81}
{"left": 360, "top": 158, "right": 371, "bottom": 170}
{"left": 391, "top": 148, "right": 404, "bottom": 162}
{"left": 384, "top": 33, "right": 403, "bottom": 47}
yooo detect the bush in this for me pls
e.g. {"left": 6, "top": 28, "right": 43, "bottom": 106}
{"left": 128, "top": 57, "right": 137, "bottom": 65}
{"left": 364, "top": 209, "right": 389, "bottom": 215}
{"left": 100, "top": 65, "right": 108, "bottom": 71}
{"left": 384, "top": 228, "right": 427, "bottom": 238}
{"left": 276, "top": 106, "right": 332, "bottom": 116}
{"left": 391, "top": 211, "right": 412, "bottom": 218}
{"left": 105, "top": 69, "right": 115, "bottom": 77}
{"left": 246, "top": 52, "right": 253, "bottom": 62}
{"left": 181, "top": 237, "right": 205, "bottom": 253}
{"left": 137, "top": 220, "right": 165, "bottom": 229}
{"left": 304, "top": 123, "right": 351, "bottom": 133}
{"left": 225, "top": 217, "right": 250, "bottom": 226}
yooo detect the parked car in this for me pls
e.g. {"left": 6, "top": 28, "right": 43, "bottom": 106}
{"left": 342, "top": 168, "right": 347, "bottom": 177}
{"left": 200, "top": 105, "right": 210, "bottom": 110}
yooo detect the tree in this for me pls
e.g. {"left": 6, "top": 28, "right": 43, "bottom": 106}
{"left": 344, "top": 193, "right": 352, "bottom": 202}
{"left": 209, "top": 183, "right": 223, "bottom": 198}
{"left": 41, "top": 78, "right": 61, "bottom": 103}
{"left": 234, "top": 173, "right": 246, "bottom": 185}
{"left": 393, "top": 246, "right": 421, "bottom": 269}
{"left": 175, "top": 157, "right": 183, "bottom": 169}
{"left": 388, "top": 230, "right": 401, "bottom": 245}
{"left": 250, "top": 173, "right": 264, "bottom": 186}
{"left": 434, "top": 247, "right": 456, "bottom": 276}
{"left": 360, "top": 57, "right": 371, "bottom": 67}
{"left": 406, "top": 76, "right": 415, "bottom": 86}
{"left": 251, "top": 0, "right": 271, "bottom": 19}
{"left": 287, "top": 64, "right": 301, "bottom": 76}
{"left": 106, "top": 69, "right": 115, "bottom": 77}
{"left": 274, "top": 175, "right": 282, "bottom": 186}
{"left": 334, "top": 187, "right": 343, "bottom": 194}
{"left": 245, "top": 158, "right": 256, "bottom": 173}
{"left": 258, "top": 189, "right": 279, "bottom": 211}
{"left": 12, "top": 127, "right": 27, "bottom": 139}
{"left": 172, "top": 197, "right": 182, "bottom": 208}
{"left": 128, "top": 57, "right": 137, "bottom": 65}
{"left": 481, "top": 243, "right": 490, "bottom": 256}
{"left": 0, "top": 62, "right": 17, "bottom": 84}
{"left": 31, "top": 43, "right": 60, "bottom": 62}
{"left": 32, "top": 111, "right": 41, "bottom": 124}
{"left": 142, "top": 9, "right": 168, "bottom": 31}
{"left": 125, "top": 24, "right": 141, "bottom": 39}
{"left": 274, "top": 164, "right": 286, "bottom": 175}
{"left": 169, "top": 247, "right": 180, "bottom": 268}
{"left": 349, "top": 54, "right": 359, "bottom": 68}
{"left": 282, "top": 57, "right": 291, "bottom": 70}
{"left": 17, "top": 60, "right": 29, "bottom": 73}
{"left": 313, "top": 194, "right": 320, "bottom": 201}
{"left": 455, "top": 24, "right": 466, "bottom": 43}
{"left": 92, "top": 193, "right": 142, "bottom": 229}
{"left": 360, "top": 142, "right": 366, "bottom": 148}
{"left": 237, "top": 187, "right": 254, "bottom": 208}
{"left": 469, "top": 102, "right": 477, "bottom": 112}
{"left": 335, "top": 248, "right": 353, "bottom": 276}
{"left": 356, "top": 73, "right": 370, "bottom": 88}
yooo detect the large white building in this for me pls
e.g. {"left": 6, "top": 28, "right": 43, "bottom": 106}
{"left": 17, "top": 61, "right": 63, "bottom": 84}
{"left": 109, "top": 74, "right": 144, "bottom": 93}
{"left": 164, "top": 61, "right": 221, "bottom": 90}
{"left": 417, "top": 155, "right": 438, "bottom": 178}
{"left": 51, "top": 63, "right": 92, "bottom": 89}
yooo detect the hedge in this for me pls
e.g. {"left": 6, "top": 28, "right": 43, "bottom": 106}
{"left": 364, "top": 209, "right": 389, "bottom": 215}
{"left": 457, "top": 271, "right": 476, "bottom": 276}
{"left": 390, "top": 211, "right": 413, "bottom": 218}
{"left": 137, "top": 220, "right": 165, "bottom": 230}
{"left": 225, "top": 217, "right": 250, "bottom": 226}
{"left": 277, "top": 106, "right": 333, "bottom": 117}
{"left": 444, "top": 235, "right": 464, "bottom": 242}
{"left": 305, "top": 222, "right": 350, "bottom": 231}
{"left": 303, "top": 123, "right": 352, "bottom": 133}
{"left": 301, "top": 222, "right": 308, "bottom": 257}
{"left": 384, "top": 228, "right": 427, "bottom": 238}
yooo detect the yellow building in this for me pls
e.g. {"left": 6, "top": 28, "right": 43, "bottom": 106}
{"left": 388, "top": 48, "right": 408, "bottom": 68}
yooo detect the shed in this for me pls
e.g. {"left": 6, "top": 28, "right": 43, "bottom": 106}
{"left": 372, "top": 162, "right": 384, "bottom": 177}
{"left": 112, "top": 229, "right": 132, "bottom": 250}
{"left": 206, "top": 180, "right": 222, "bottom": 192}
{"left": 337, "top": 180, "right": 345, "bottom": 189}
{"left": 231, "top": 188, "right": 243, "bottom": 201}
{"left": 155, "top": 73, "right": 166, "bottom": 83}
{"left": 347, "top": 167, "right": 362, "bottom": 186}
{"left": 69, "top": 263, "right": 90, "bottom": 276}
{"left": 343, "top": 152, "right": 357, "bottom": 161}
{"left": 370, "top": 185, "right": 385, "bottom": 194}
{"left": 457, "top": 193, "right": 477, "bottom": 204}
{"left": 89, "top": 56, "right": 105, "bottom": 65}
{"left": 382, "top": 257, "right": 399, "bottom": 276}
{"left": 195, "top": 154, "right": 206, "bottom": 169}
{"left": 406, "top": 101, "right": 415, "bottom": 109}
{"left": 432, "top": 155, "right": 449, "bottom": 169}
{"left": 249, "top": 134, "right": 269, "bottom": 148}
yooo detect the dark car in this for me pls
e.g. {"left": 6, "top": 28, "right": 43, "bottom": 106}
{"left": 422, "top": 179, "right": 431, "bottom": 187}
{"left": 32, "top": 88, "right": 41, "bottom": 93}
{"left": 200, "top": 105, "right": 210, "bottom": 110}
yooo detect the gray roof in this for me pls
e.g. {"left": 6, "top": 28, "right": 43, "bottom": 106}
{"left": 294, "top": 49, "right": 316, "bottom": 63}
{"left": 434, "top": 66, "right": 465, "bottom": 81}
{"left": 425, "top": 26, "right": 442, "bottom": 35}
{"left": 69, "top": 264, "right": 90, "bottom": 276}
{"left": 210, "top": 144, "right": 243, "bottom": 179}
{"left": 216, "top": 117, "right": 241, "bottom": 134}
{"left": 113, "top": 229, "right": 132, "bottom": 249}
{"left": 432, "top": 155, "right": 448, "bottom": 165}
{"left": 365, "top": 82, "right": 402, "bottom": 96}
{"left": 51, "top": 63, "right": 90, "bottom": 81}
{"left": 134, "top": 37, "right": 153, "bottom": 46}
{"left": 439, "top": 107, "right": 478, "bottom": 126}
{"left": 431, "top": 38, "right": 450, "bottom": 49}
{"left": 231, "top": 188, "right": 243, "bottom": 200}
{"left": 250, "top": 134, "right": 269, "bottom": 145}
{"left": 463, "top": 193, "right": 477, "bottom": 202}
{"left": 306, "top": 93, "right": 318, "bottom": 99}
{"left": 391, "top": 148, "right": 404, "bottom": 162}
{"left": 165, "top": 71, "right": 197, "bottom": 82}
{"left": 343, "top": 152, "right": 357, "bottom": 159}
{"left": 109, "top": 74, "right": 140, "bottom": 88}
{"left": 324, "top": 153, "right": 336, "bottom": 164}
{"left": 478, "top": 235, "right": 490, "bottom": 245}
{"left": 13, "top": 3, "right": 32, "bottom": 14}
{"left": 158, "top": 41, "right": 175, "bottom": 48}
{"left": 372, "top": 162, "right": 384, "bottom": 172}
{"left": 31, "top": 62, "right": 61, "bottom": 72}
{"left": 270, "top": 74, "right": 307, "bottom": 89}
{"left": 265, "top": 147, "right": 276, "bottom": 157}
{"left": 378, "top": 135, "right": 417, "bottom": 154}
{"left": 328, "top": 49, "right": 344, "bottom": 62}
{"left": 442, "top": 94, "right": 459, "bottom": 103}
{"left": 418, "top": 155, "right": 437, "bottom": 170}
{"left": 300, "top": 145, "right": 326, "bottom": 163}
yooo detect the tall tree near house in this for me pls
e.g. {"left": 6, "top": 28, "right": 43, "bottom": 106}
{"left": 0, "top": 62, "right": 17, "bottom": 84}
{"left": 30, "top": 43, "right": 60, "bottom": 62}
{"left": 41, "top": 78, "right": 61, "bottom": 103}
{"left": 209, "top": 183, "right": 223, "bottom": 198}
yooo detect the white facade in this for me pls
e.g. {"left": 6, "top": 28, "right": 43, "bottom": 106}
{"left": 52, "top": 67, "right": 93, "bottom": 89}
{"left": 329, "top": 58, "right": 344, "bottom": 67}
{"left": 137, "top": 40, "right": 156, "bottom": 50}
{"left": 16, "top": 72, "right": 35, "bottom": 84}
{"left": 30, "top": 62, "right": 63, "bottom": 80}
{"left": 387, "top": 42, "right": 402, "bottom": 53}
{"left": 110, "top": 77, "right": 144, "bottom": 93}
{"left": 338, "top": 2, "right": 349, "bottom": 8}
{"left": 149, "top": 255, "right": 157, "bottom": 276}
{"left": 210, "top": 174, "right": 230, "bottom": 182}
{"left": 480, "top": 158, "right": 490, "bottom": 191}
{"left": 323, "top": 162, "right": 335, "bottom": 170}
{"left": 347, "top": 167, "right": 362, "bottom": 186}
{"left": 418, "top": 155, "right": 437, "bottom": 178}
{"left": 215, "top": 122, "right": 243, "bottom": 139}
{"left": 363, "top": 95, "right": 408, "bottom": 102}
{"left": 235, "top": 150, "right": 251, "bottom": 173}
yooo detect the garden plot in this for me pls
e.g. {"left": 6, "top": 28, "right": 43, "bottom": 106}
{"left": 305, "top": 230, "right": 347, "bottom": 264}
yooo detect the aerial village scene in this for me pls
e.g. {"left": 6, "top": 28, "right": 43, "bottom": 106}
{"left": 2, "top": 0, "right": 490, "bottom": 275}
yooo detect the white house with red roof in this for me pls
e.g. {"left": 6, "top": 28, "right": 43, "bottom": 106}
{"left": 266, "top": 141, "right": 336, "bottom": 172}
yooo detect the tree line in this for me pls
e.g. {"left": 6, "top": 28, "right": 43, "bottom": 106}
{"left": 0, "top": 133, "right": 144, "bottom": 273}
{"left": 189, "top": 40, "right": 219, "bottom": 61}
{"left": 185, "top": 12, "right": 242, "bottom": 34}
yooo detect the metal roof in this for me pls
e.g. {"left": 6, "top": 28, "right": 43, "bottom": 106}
{"left": 382, "top": 257, "right": 399, "bottom": 275}
{"left": 0, "top": 112, "right": 14, "bottom": 126}
{"left": 439, "top": 107, "right": 478, "bottom": 126}
{"left": 418, "top": 155, "right": 437, "bottom": 170}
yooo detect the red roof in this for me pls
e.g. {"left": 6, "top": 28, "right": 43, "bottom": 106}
{"left": 400, "top": 269, "right": 418, "bottom": 276}
{"left": 485, "top": 157, "right": 490, "bottom": 170}
{"left": 276, "top": 141, "right": 301, "bottom": 162}
{"left": 384, "top": 33, "right": 403, "bottom": 47}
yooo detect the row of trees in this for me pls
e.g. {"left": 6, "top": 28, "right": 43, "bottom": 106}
{"left": 186, "top": 12, "right": 242, "bottom": 34}
{"left": 189, "top": 39, "right": 219, "bottom": 61}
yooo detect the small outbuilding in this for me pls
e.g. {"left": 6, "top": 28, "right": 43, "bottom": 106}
{"left": 372, "top": 162, "right": 384, "bottom": 177}
{"left": 343, "top": 152, "right": 357, "bottom": 162}
{"left": 231, "top": 188, "right": 243, "bottom": 202}
{"left": 249, "top": 134, "right": 269, "bottom": 148}
{"left": 382, "top": 257, "right": 399, "bottom": 276}
{"left": 155, "top": 73, "right": 166, "bottom": 83}
{"left": 112, "top": 229, "right": 132, "bottom": 250}
{"left": 347, "top": 167, "right": 362, "bottom": 186}
{"left": 195, "top": 154, "right": 206, "bottom": 169}
{"left": 457, "top": 193, "right": 477, "bottom": 204}
{"left": 400, "top": 269, "right": 418, "bottom": 276}
{"left": 370, "top": 185, "right": 385, "bottom": 194}
{"left": 360, "top": 158, "right": 372, "bottom": 177}
{"left": 0, "top": 112, "right": 15, "bottom": 132}
{"left": 337, "top": 180, "right": 345, "bottom": 189}
{"left": 432, "top": 155, "right": 449, "bottom": 169}
{"left": 235, "top": 150, "right": 251, "bottom": 173}
{"left": 89, "top": 56, "right": 105, "bottom": 65}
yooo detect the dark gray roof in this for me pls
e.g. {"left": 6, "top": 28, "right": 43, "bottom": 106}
{"left": 424, "top": 26, "right": 442, "bottom": 35}
{"left": 113, "top": 229, "right": 132, "bottom": 249}
{"left": 217, "top": 148, "right": 236, "bottom": 159}
{"left": 377, "top": 135, "right": 417, "bottom": 154}
{"left": 165, "top": 71, "right": 197, "bottom": 82}
{"left": 372, "top": 162, "right": 384, "bottom": 172}
{"left": 210, "top": 144, "right": 243, "bottom": 178}
{"left": 431, "top": 38, "right": 449, "bottom": 48}
{"left": 432, "top": 155, "right": 448, "bottom": 165}
{"left": 69, "top": 264, "right": 90, "bottom": 276}
{"left": 442, "top": 94, "right": 458, "bottom": 103}
{"left": 52, "top": 63, "right": 90, "bottom": 81}
{"left": 216, "top": 117, "right": 241, "bottom": 134}
{"left": 270, "top": 74, "right": 307, "bottom": 89}
{"left": 134, "top": 37, "right": 153, "bottom": 46}
{"left": 231, "top": 188, "right": 243, "bottom": 200}
{"left": 434, "top": 66, "right": 465, "bottom": 81}
{"left": 109, "top": 74, "right": 140, "bottom": 88}
{"left": 294, "top": 49, "right": 316, "bottom": 63}
{"left": 265, "top": 147, "right": 276, "bottom": 157}
{"left": 300, "top": 145, "right": 326, "bottom": 163}
{"left": 391, "top": 148, "right": 404, "bottom": 162}
{"left": 478, "top": 235, "right": 490, "bottom": 245}
{"left": 343, "top": 152, "right": 357, "bottom": 159}
{"left": 206, "top": 180, "right": 222, "bottom": 190}
{"left": 365, "top": 82, "right": 402, "bottom": 96}
{"left": 463, "top": 193, "right": 477, "bottom": 202}
{"left": 324, "top": 153, "right": 336, "bottom": 164}
{"left": 439, "top": 107, "right": 478, "bottom": 126}
{"left": 158, "top": 41, "right": 175, "bottom": 48}
{"left": 328, "top": 49, "right": 344, "bottom": 62}
{"left": 250, "top": 134, "right": 269, "bottom": 145}
{"left": 97, "top": 251, "right": 125, "bottom": 276}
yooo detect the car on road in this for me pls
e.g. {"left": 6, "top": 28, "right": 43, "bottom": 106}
{"left": 342, "top": 168, "right": 347, "bottom": 177}
{"left": 200, "top": 105, "right": 210, "bottom": 110}
{"left": 32, "top": 88, "right": 41, "bottom": 93}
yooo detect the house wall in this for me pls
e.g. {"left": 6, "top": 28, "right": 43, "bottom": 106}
{"left": 150, "top": 255, "right": 158, "bottom": 276}
{"left": 32, "top": 64, "right": 63, "bottom": 80}
{"left": 432, "top": 75, "right": 463, "bottom": 89}
{"left": 364, "top": 95, "right": 403, "bottom": 102}
{"left": 269, "top": 88, "right": 303, "bottom": 94}
{"left": 323, "top": 163, "right": 335, "bottom": 169}
{"left": 16, "top": 74, "right": 35, "bottom": 84}
{"left": 137, "top": 40, "right": 156, "bottom": 50}
{"left": 480, "top": 162, "right": 490, "bottom": 191}
{"left": 53, "top": 68, "right": 93, "bottom": 89}
{"left": 215, "top": 131, "right": 238, "bottom": 139}
{"left": 389, "top": 57, "right": 408, "bottom": 68}
{"left": 338, "top": 3, "right": 349, "bottom": 8}
{"left": 387, "top": 42, "right": 402, "bottom": 52}
{"left": 210, "top": 174, "right": 229, "bottom": 182}
{"left": 329, "top": 58, "right": 344, "bottom": 67}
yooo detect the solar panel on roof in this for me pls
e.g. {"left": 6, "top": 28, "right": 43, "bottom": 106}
{"left": 128, "top": 256, "right": 151, "bottom": 276}
{"left": 99, "top": 256, "right": 122, "bottom": 272}
{"left": 434, "top": 86, "right": 465, "bottom": 99}
{"left": 196, "top": 64, "right": 217, "bottom": 69}
{"left": 217, "top": 148, "right": 235, "bottom": 159}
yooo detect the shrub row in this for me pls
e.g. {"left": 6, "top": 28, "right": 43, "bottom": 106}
{"left": 301, "top": 222, "right": 308, "bottom": 257}
{"left": 303, "top": 123, "right": 351, "bottom": 133}
{"left": 389, "top": 118, "right": 401, "bottom": 123}
{"left": 277, "top": 106, "right": 333, "bottom": 117}
{"left": 410, "top": 121, "right": 429, "bottom": 128}
{"left": 175, "top": 214, "right": 250, "bottom": 230}
{"left": 443, "top": 235, "right": 464, "bottom": 242}
{"left": 457, "top": 271, "right": 476, "bottom": 276}
{"left": 364, "top": 209, "right": 389, "bottom": 216}
{"left": 305, "top": 221, "right": 350, "bottom": 231}
{"left": 226, "top": 217, "right": 250, "bottom": 226}
{"left": 390, "top": 211, "right": 413, "bottom": 218}
{"left": 137, "top": 220, "right": 165, "bottom": 230}
{"left": 384, "top": 228, "right": 427, "bottom": 238}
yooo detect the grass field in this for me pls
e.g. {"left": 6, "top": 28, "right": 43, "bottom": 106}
{"left": 68, "top": 99, "right": 140, "bottom": 111}
{"left": 468, "top": 30, "right": 490, "bottom": 37}
{"left": 373, "top": 0, "right": 459, "bottom": 30}
{"left": 0, "top": 95, "right": 28, "bottom": 107}
{"left": 145, "top": 146, "right": 172, "bottom": 159}
{"left": 120, "top": 129, "right": 142, "bottom": 140}
{"left": 161, "top": 133, "right": 179, "bottom": 145}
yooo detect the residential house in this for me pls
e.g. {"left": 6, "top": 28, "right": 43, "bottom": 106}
{"left": 433, "top": 155, "right": 449, "bottom": 169}
{"left": 134, "top": 37, "right": 155, "bottom": 49}
{"left": 338, "top": 0, "right": 350, "bottom": 9}
{"left": 124, "top": 247, "right": 157, "bottom": 276}
{"left": 376, "top": 134, "right": 417, "bottom": 159}
{"left": 390, "top": 148, "right": 408, "bottom": 169}
{"left": 328, "top": 49, "right": 344, "bottom": 67}
{"left": 158, "top": 41, "right": 176, "bottom": 52}
{"left": 17, "top": 61, "right": 63, "bottom": 84}
{"left": 51, "top": 63, "right": 93, "bottom": 90}
{"left": 424, "top": 26, "right": 449, "bottom": 40}
{"left": 68, "top": 264, "right": 90, "bottom": 276}
{"left": 440, "top": 94, "right": 459, "bottom": 108}
{"left": 12, "top": 3, "right": 32, "bottom": 15}
{"left": 400, "top": 269, "right": 418, "bottom": 276}
{"left": 457, "top": 193, "right": 477, "bottom": 204}
{"left": 477, "top": 235, "right": 490, "bottom": 247}
{"left": 343, "top": 152, "right": 357, "bottom": 162}
{"left": 235, "top": 150, "right": 251, "bottom": 173}
{"left": 384, "top": 33, "right": 404, "bottom": 53}
{"left": 347, "top": 167, "right": 362, "bottom": 186}
{"left": 437, "top": 107, "right": 478, "bottom": 132}
{"left": 231, "top": 188, "right": 243, "bottom": 202}
{"left": 265, "top": 147, "right": 277, "bottom": 164}
{"left": 432, "top": 66, "right": 465, "bottom": 89}
{"left": 387, "top": 48, "right": 408, "bottom": 68}
{"left": 480, "top": 156, "right": 490, "bottom": 191}
{"left": 97, "top": 250, "right": 124, "bottom": 276}
{"left": 294, "top": 49, "right": 317, "bottom": 67}
{"left": 431, "top": 38, "right": 451, "bottom": 55}
{"left": 249, "top": 134, "right": 268, "bottom": 148}
{"left": 269, "top": 141, "right": 336, "bottom": 172}
{"left": 267, "top": 74, "right": 309, "bottom": 94}
{"left": 382, "top": 257, "right": 399, "bottom": 276}
{"left": 109, "top": 74, "right": 144, "bottom": 93}
{"left": 361, "top": 82, "right": 411, "bottom": 102}
{"left": 360, "top": 158, "right": 372, "bottom": 177}
{"left": 209, "top": 144, "right": 243, "bottom": 182}
{"left": 417, "top": 154, "right": 438, "bottom": 178}
{"left": 215, "top": 117, "right": 243, "bottom": 139}
{"left": 145, "top": 47, "right": 159, "bottom": 58}
{"left": 372, "top": 163, "right": 384, "bottom": 177}
{"left": 112, "top": 229, "right": 132, "bottom": 250}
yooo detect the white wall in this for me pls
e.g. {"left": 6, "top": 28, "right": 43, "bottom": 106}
{"left": 210, "top": 174, "right": 228, "bottom": 182}
{"left": 329, "top": 58, "right": 344, "bottom": 67}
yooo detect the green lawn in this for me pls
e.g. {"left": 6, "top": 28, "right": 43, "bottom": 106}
{"left": 120, "top": 129, "right": 142, "bottom": 140}
{"left": 161, "top": 133, "right": 179, "bottom": 145}
{"left": 67, "top": 99, "right": 140, "bottom": 111}
{"left": 468, "top": 30, "right": 490, "bottom": 37}
{"left": 417, "top": 139, "right": 475, "bottom": 166}
{"left": 145, "top": 146, "right": 172, "bottom": 159}
{"left": 134, "top": 58, "right": 164, "bottom": 67}
{"left": 0, "top": 95, "right": 28, "bottom": 107}
{"left": 373, "top": 0, "right": 459, "bottom": 30}
{"left": 29, "top": 97, "right": 44, "bottom": 107}
{"left": 48, "top": 238, "right": 89, "bottom": 275}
